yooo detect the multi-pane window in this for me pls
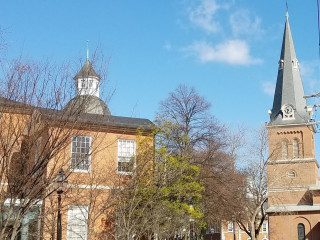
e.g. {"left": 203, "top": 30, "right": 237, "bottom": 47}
{"left": 262, "top": 222, "right": 267, "bottom": 232}
{"left": 293, "top": 139, "right": 299, "bottom": 159}
{"left": 71, "top": 136, "right": 91, "bottom": 172}
{"left": 67, "top": 205, "right": 88, "bottom": 240}
{"left": 227, "top": 222, "right": 233, "bottom": 232}
{"left": 118, "top": 139, "right": 136, "bottom": 174}
{"left": 209, "top": 223, "right": 220, "bottom": 233}
{"left": 81, "top": 79, "right": 87, "bottom": 88}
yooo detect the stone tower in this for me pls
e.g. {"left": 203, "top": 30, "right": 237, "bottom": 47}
{"left": 266, "top": 13, "right": 320, "bottom": 239}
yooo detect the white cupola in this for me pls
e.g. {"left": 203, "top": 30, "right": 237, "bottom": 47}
{"left": 73, "top": 45, "right": 100, "bottom": 98}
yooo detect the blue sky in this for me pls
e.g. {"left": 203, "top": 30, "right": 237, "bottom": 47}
{"left": 0, "top": 0, "right": 319, "bottom": 130}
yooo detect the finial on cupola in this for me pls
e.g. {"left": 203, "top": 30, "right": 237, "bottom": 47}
{"left": 87, "top": 40, "right": 89, "bottom": 61}
{"left": 73, "top": 41, "right": 101, "bottom": 98}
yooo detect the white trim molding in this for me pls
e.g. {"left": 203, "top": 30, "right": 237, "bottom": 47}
{"left": 267, "top": 158, "right": 319, "bottom": 168}
{"left": 68, "top": 184, "right": 122, "bottom": 190}
{"left": 266, "top": 204, "right": 320, "bottom": 213}
{"left": 268, "top": 186, "right": 309, "bottom": 192}
{"left": 4, "top": 198, "right": 43, "bottom": 206}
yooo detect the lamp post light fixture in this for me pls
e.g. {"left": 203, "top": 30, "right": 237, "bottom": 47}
{"left": 54, "top": 168, "right": 68, "bottom": 240}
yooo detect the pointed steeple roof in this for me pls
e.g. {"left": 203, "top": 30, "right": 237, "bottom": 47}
{"left": 269, "top": 14, "right": 309, "bottom": 125}
{"left": 73, "top": 59, "right": 100, "bottom": 80}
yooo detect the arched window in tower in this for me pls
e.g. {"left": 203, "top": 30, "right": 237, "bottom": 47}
{"left": 292, "top": 58, "right": 299, "bottom": 69}
{"left": 297, "top": 223, "right": 305, "bottom": 240}
{"left": 81, "top": 79, "right": 87, "bottom": 88}
{"left": 282, "top": 140, "right": 288, "bottom": 159}
{"left": 278, "top": 59, "right": 284, "bottom": 70}
{"left": 293, "top": 139, "right": 299, "bottom": 159}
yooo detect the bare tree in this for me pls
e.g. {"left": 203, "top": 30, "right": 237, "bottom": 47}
{"left": 155, "top": 85, "right": 235, "bottom": 239}
{"left": 0, "top": 49, "right": 111, "bottom": 239}
{"left": 156, "top": 84, "right": 224, "bottom": 157}
{"left": 232, "top": 126, "right": 269, "bottom": 240}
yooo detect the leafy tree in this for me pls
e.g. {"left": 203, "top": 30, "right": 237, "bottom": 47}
{"left": 115, "top": 134, "right": 204, "bottom": 240}
{"left": 155, "top": 85, "right": 230, "bottom": 238}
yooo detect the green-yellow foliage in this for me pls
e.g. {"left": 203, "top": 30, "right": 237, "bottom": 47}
{"left": 117, "top": 131, "right": 205, "bottom": 239}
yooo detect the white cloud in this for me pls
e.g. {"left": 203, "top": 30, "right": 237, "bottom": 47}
{"left": 300, "top": 60, "right": 320, "bottom": 93}
{"left": 229, "top": 10, "right": 264, "bottom": 38}
{"left": 262, "top": 81, "right": 275, "bottom": 96}
{"left": 184, "top": 39, "right": 261, "bottom": 65}
{"left": 300, "top": 60, "right": 316, "bottom": 78}
{"left": 188, "top": 0, "right": 224, "bottom": 33}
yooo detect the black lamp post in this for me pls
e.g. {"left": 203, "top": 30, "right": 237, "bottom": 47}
{"left": 54, "top": 168, "right": 68, "bottom": 240}
{"left": 189, "top": 204, "right": 195, "bottom": 240}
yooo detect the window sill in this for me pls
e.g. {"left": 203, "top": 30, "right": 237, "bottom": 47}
{"left": 70, "top": 169, "right": 90, "bottom": 173}
{"left": 117, "top": 171, "right": 133, "bottom": 175}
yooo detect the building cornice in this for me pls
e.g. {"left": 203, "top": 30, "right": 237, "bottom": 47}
{"left": 309, "top": 182, "right": 320, "bottom": 191}
{"left": 267, "top": 158, "right": 319, "bottom": 168}
{"left": 265, "top": 122, "right": 316, "bottom": 132}
{"left": 268, "top": 186, "right": 309, "bottom": 193}
{"left": 266, "top": 204, "right": 320, "bottom": 213}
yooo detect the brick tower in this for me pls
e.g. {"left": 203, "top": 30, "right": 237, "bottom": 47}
{"left": 266, "top": 13, "right": 320, "bottom": 239}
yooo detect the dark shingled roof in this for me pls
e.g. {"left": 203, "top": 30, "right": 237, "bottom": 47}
{"left": 64, "top": 95, "right": 111, "bottom": 116}
{"left": 0, "top": 96, "right": 153, "bottom": 132}
{"left": 70, "top": 113, "right": 153, "bottom": 130}
{"left": 268, "top": 16, "right": 310, "bottom": 126}
{"left": 41, "top": 108, "right": 153, "bottom": 131}
{"left": 73, "top": 60, "right": 100, "bottom": 80}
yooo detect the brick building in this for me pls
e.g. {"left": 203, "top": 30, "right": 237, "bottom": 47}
{"left": 0, "top": 56, "right": 153, "bottom": 239}
{"left": 266, "top": 13, "right": 320, "bottom": 239}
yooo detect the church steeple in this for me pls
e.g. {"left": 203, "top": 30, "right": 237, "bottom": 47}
{"left": 266, "top": 13, "right": 319, "bottom": 239}
{"left": 269, "top": 13, "right": 310, "bottom": 125}
{"left": 73, "top": 43, "right": 101, "bottom": 98}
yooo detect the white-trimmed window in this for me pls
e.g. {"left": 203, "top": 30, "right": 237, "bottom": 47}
{"left": 262, "top": 222, "right": 268, "bottom": 233}
{"left": 293, "top": 139, "right": 299, "bottom": 159}
{"left": 67, "top": 205, "right": 88, "bottom": 240}
{"left": 71, "top": 136, "right": 91, "bottom": 172}
{"left": 227, "top": 222, "right": 233, "bottom": 232}
{"left": 118, "top": 139, "right": 136, "bottom": 174}
{"left": 210, "top": 223, "right": 220, "bottom": 233}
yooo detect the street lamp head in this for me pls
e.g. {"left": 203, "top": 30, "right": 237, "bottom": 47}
{"left": 54, "top": 168, "right": 68, "bottom": 194}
